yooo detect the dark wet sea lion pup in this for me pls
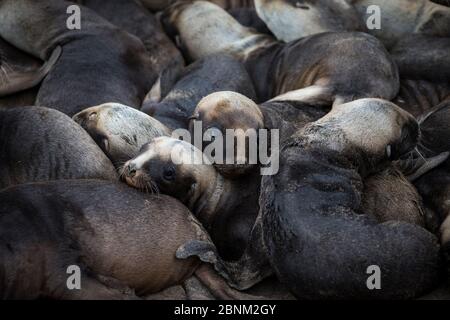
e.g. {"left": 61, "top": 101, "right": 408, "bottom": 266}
{"left": 74, "top": 0, "right": 185, "bottom": 99}
{"left": 413, "top": 101, "right": 450, "bottom": 271}
{"left": 0, "top": 106, "right": 117, "bottom": 190}
{"left": 141, "top": 53, "right": 256, "bottom": 130}
{"left": 181, "top": 98, "right": 441, "bottom": 299}
{"left": 390, "top": 35, "right": 450, "bottom": 83}
{"left": 0, "top": 0, "right": 158, "bottom": 116}
{"left": 163, "top": 1, "right": 399, "bottom": 103}
{"left": 0, "top": 179, "right": 259, "bottom": 300}
{"left": 122, "top": 137, "right": 260, "bottom": 261}
{"left": 73, "top": 103, "right": 170, "bottom": 167}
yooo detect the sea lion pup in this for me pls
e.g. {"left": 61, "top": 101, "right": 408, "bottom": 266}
{"left": 74, "top": 0, "right": 184, "bottom": 99}
{"left": 190, "top": 91, "right": 328, "bottom": 177}
{"left": 122, "top": 137, "right": 260, "bottom": 261}
{"left": 0, "top": 180, "right": 259, "bottom": 300}
{"left": 180, "top": 99, "right": 442, "bottom": 299}
{"left": 0, "top": 38, "right": 60, "bottom": 99}
{"left": 73, "top": 103, "right": 170, "bottom": 167}
{"left": 142, "top": 54, "right": 257, "bottom": 131}
{"left": 0, "top": 0, "right": 157, "bottom": 116}
{"left": 390, "top": 35, "right": 450, "bottom": 83}
{"left": 414, "top": 102, "right": 450, "bottom": 235}
{"left": 0, "top": 107, "right": 118, "bottom": 190}
{"left": 253, "top": 0, "right": 364, "bottom": 42}
{"left": 350, "top": 0, "right": 450, "bottom": 48}
{"left": 163, "top": 1, "right": 399, "bottom": 103}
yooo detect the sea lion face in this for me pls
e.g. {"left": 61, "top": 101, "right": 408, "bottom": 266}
{"left": 190, "top": 91, "right": 264, "bottom": 177}
{"left": 255, "top": 0, "right": 363, "bottom": 42}
{"left": 308, "top": 99, "right": 419, "bottom": 161}
{"left": 73, "top": 103, "right": 170, "bottom": 165}
{"left": 122, "top": 137, "right": 216, "bottom": 208}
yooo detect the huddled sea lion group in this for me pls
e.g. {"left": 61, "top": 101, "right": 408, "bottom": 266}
{"left": 1, "top": 0, "right": 450, "bottom": 300}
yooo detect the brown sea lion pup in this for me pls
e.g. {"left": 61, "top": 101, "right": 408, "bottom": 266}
{"left": 0, "top": 180, "right": 260, "bottom": 300}
{"left": 350, "top": 0, "right": 450, "bottom": 48}
{"left": 74, "top": 0, "right": 185, "bottom": 99}
{"left": 122, "top": 137, "right": 261, "bottom": 261}
{"left": 254, "top": 0, "right": 364, "bottom": 42}
{"left": 0, "top": 107, "right": 117, "bottom": 190}
{"left": 0, "top": 37, "right": 60, "bottom": 100}
{"left": 362, "top": 167, "right": 426, "bottom": 227}
{"left": 163, "top": 1, "right": 399, "bottom": 103}
{"left": 0, "top": 0, "right": 157, "bottom": 116}
{"left": 142, "top": 54, "right": 257, "bottom": 131}
{"left": 73, "top": 103, "right": 170, "bottom": 167}
{"left": 180, "top": 98, "right": 442, "bottom": 299}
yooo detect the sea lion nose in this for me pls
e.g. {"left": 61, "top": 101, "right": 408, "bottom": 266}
{"left": 127, "top": 163, "right": 137, "bottom": 177}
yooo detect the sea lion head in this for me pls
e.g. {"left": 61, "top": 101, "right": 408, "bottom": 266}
{"left": 122, "top": 137, "right": 222, "bottom": 222}
{"left": 73, "top": 103, "right": 170, "bottom": 166}
{"left": 302, "top": 98, "right": 419, "bottom": 164}
{"left": 190, "top": 91, "right": 264, "bottom": 177}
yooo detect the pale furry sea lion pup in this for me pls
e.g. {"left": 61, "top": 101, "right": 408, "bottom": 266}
{"left": 163, "top": 1, "right": 399, "bottom": 103}
{"left": 122, "top": 137, "right": 261, "bottom": 261}
{"left": 73, "top": 103, "right": 170, "bottom": 167}
{"left": 180, "top": 98, "right": 441, "bottom": 299}
{"left": 254, "top": 0, "right": 364, "bottom": 42}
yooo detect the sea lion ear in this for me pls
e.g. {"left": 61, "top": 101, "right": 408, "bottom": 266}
{"left": 397, "top": 151, "right": 450, "bottom": 182}
{"left": 176, "top": 240, "right": 218, "bottom": 264}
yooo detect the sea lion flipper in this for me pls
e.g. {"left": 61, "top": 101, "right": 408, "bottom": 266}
{"left": 0, "top": 46, "right": 61, "bottom": 97}
{"left": 176, "top": 240, "right": 218, "bottom": 264}
{"left": 401, "top": 151, "right": 450, "bottom": 181}
{"left": 194, "top": 264, "right": 267, "bottom": 300}
{"left": 268, "top": 85, "right": 334, "bottom": 107}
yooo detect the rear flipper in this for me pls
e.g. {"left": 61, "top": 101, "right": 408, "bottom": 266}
{"left": 0, "top": 46, "right": 61, "bottom": 97}
{"left": 269, "top": 85, "right": 337, "bottom": 107}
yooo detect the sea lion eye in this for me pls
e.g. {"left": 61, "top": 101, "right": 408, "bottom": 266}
{"left": 163, "top": 167, "right": 176, "bottom": 181}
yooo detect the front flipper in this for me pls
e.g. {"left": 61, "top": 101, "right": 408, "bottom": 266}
{"left": 177, "top": 215, "right": 273, "bottom": 291}
{"left": 0, "top": 46, "right": 61, "bottom": 97}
